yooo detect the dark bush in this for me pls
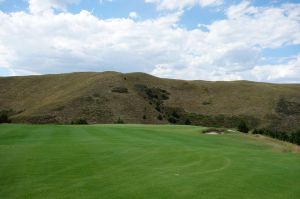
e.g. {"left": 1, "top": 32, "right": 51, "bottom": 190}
{"left": 252, "top": 128, "right": 300, "bottom": 146}
{"left": 172, "top": 111, "right": 180, "bottom": 118}
{"left": 252, "top": 129, "right": 259, "bottom": 134}
{"left": 157, "top": 114, "right": 163, "bottom": 120}
{"left": 276, "top": 97, "right": 300, "bottom": 115}
{"left": 155, "top": 106, "right": 161, "bottom": 112}
{"left": 0, "top": 111, "right": 10, "bottom": 123}
{"left": 111, "top": 87, "right": 128, "bottom": 93}
{"left": 168, "top": 117, "right": 177, "bottom": 124}
{"left": 71, "top": 118, "right": 88, "bottom": 125}
{"left": 161, "top": 94, "right": 169, "bottom": 100}
{"left": 185, "top": 119, "right": 191, "bottom": 125}
{"left": 238, "top": 121, "right": 249, "bottom": 133}
{"left": 202, "top": 101, "right": 211, "bottom": 105}
{"left": 143, "top": 115, "right": 146, "bottom": 120}
{"left": 291, "top": 130, "right": 300, "bottom": 145}
{"left": 93, "top": 93, "right": 100, "bottom": 97}
{"left": 115, "top": 117, "right": 124, "bottom": 124}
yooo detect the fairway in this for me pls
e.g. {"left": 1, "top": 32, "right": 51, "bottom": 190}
{"left": 0, "top": 125, "right": 300, "bottom": 199}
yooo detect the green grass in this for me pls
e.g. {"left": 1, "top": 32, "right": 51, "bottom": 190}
{"left": 0, "top": 124, "right": 300, "bottom": 199}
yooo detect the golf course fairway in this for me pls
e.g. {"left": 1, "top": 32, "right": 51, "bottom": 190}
{"left": 0, "top": 124, "right": 299, "bottom": 199}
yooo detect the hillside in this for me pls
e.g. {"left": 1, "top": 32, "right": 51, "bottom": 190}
{"left": 0, "top": 72, "right": 300, "bottom": 131}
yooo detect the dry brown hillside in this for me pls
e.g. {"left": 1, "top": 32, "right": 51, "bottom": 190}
{"left": 0, "top": 72, "right": 300, "bottom": 131}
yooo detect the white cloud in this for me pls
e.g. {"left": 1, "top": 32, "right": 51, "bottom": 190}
{"left": 252, "top": 55, "right": 300, "bottom": 83}
{"left": 129, "top": 11, "right": 139, "bottom": 19}
{"left": 145, "top": 0, "right": 223, "bottom": 10}
{"left": 0, "top": 2, "right": 299, "bottom": 82}
{"left": 199, "top": 0, "right": 223, "bottom": 7}
{"left": 28, "top": 0, "right": 80, "bottom": 14}
{"left": 99, "top": 0, "right": 113, "bottom": 4}
{"left": 226, "top": 1, "right": 257, "bottom": 19}
{"left": 0, "top": 10, "right": 183, "bottom": 75}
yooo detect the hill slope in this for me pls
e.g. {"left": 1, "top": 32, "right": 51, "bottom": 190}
{"left": 1, "top": 72, "right": 300, "bottom": 131}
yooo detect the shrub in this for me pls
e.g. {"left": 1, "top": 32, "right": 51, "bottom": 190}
{"left": 185, "top": 119, "right": 191, "bottom": 125}
{"left": 291, "top": 130, "right": 300, "bottom": 145}
{"left": 161, "top": 94, "right": 169, "bottom": 100}
{"left": 111, "top": 87, "right": 128, "bottom": 93}
{"left": 71, "top": 118, "right": 88, "bottom": 125}
{"left": 157, "top": 114, "right": 163, "bottom": 120}
{"left": 0, "top": 111, "right": 10, "bottom": 123}
{"left": 252, "top": 129, "right": 259, "bottom": 134}
{"left": 115, "top": 117, "right": 124, "bottom": 124}
{"left": 172, "top": 111, "right": 180, "bottom": 118}
{"left": 238, "top": 121, "right": 249, "bottom": 133}
{"left": 202, "top": 101, "right": 211, "bottom": 105}
{"left": 168, "top": 117, "right": 177, "bottom": 124}
{"left": 93, "top": 93, "right": 100, "bottom": 97}
{"left": 251, "top": 128, "right": 299, "bottom": 146}
{"left": 155, "top": 106, "right": 161, "bottom": 112}
{"left": 143, "top": 115, "right": 146, "bottom": 120}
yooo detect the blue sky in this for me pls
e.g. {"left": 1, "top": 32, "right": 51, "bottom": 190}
{"left": 0, "top": 0, "right": 299, "bottom": 82}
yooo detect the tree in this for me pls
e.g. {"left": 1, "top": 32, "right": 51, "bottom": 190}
{"left": 71, "top": 118, "right": 88, "bottom": 125}
{"left": 291, "top": 130, "right": 300, "bottom": 145}
{"left": 185, "top": 119, "right": 191, "bottom": 125}
{"left": 115, "top": 117, "right": 124, "bottom": 124}
{"left": 252, "top": 129, "right": 259, "bottom": 134}
{"left": 157, "top": 114, "right": 163, "bottom": 120}
{"left": 0, "top": 112, "right": 10, "bottom": 123}
{"left": 238, "top": 121, "right": 249, "bottom": 133}
{"left": 168, "top": 117, "right": 177, "bottom": 124}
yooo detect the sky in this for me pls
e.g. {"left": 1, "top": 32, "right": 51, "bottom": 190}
{"left": 0, "top": 0, "right": 299, "bottom": 82}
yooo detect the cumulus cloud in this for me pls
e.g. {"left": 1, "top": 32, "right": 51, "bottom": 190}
{"left": 28, "top": 0, "right": 80, "bottom": 14}
{"left": 129, "top": 11, "right": 139, "bottom": 19}
{"left": 99, "top": 0, "right": 113, "bottom": 4}
{"left": 145, "top": 0, "right": 223, "bottom": 10}
{"left": 0, "top": 10, "right": 182, "bottom": 75}
{"left": 252, "top": 55, "right": 300, "bottom": 83}
{"left": 0, "top": 1, "right": 299, "bottom": 82}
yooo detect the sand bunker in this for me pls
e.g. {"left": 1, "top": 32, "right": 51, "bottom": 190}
{"left": 203, "top": 129, "right": 225, "bottom": 135}
{"left": 205, "top": 132, "right": 222, "bottom": 135}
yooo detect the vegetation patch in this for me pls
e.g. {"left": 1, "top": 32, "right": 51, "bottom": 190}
{"left": 26, "top": 115, "right": 58, "bottom": 124}
{"left": 157, "top": 114, "right": 163, "bottom": 120}
{"left": 185, "top": 113, "right": 259, "bottom": 129}
{"left": 135, "top": 84, "right": 171, "bottom": 120}
{"left": 0, "top": 110, "right": 11, "bottom": 123}
{"left": 111, "top": 87, "right": 128, "bottom": 93}
{"left": 115, "top": 117, "right": 125, "bottom": 124}
{"left": 202, "top": 101, "right": 211, "bottom": 105}
{"left": 276, "top": 97, "right": 300, "bottom": 115}
{"left": 253, "top": 128, "right": 300, "bottom": 145}
{"left": 238, "top": 121, "right": 249, "bottom": 133}
{"left": 52, "top": 106, "right": 65, "bottom": 111}
{"left": 71, "top": 118, "right": 88, "bottom": 125}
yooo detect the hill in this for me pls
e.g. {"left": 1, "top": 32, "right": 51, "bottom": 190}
{"left": 1, "top": 72, "right": 300, "bottom": 131}
{"left": 0, "top": 124, "right": 299, "bottom": 199}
